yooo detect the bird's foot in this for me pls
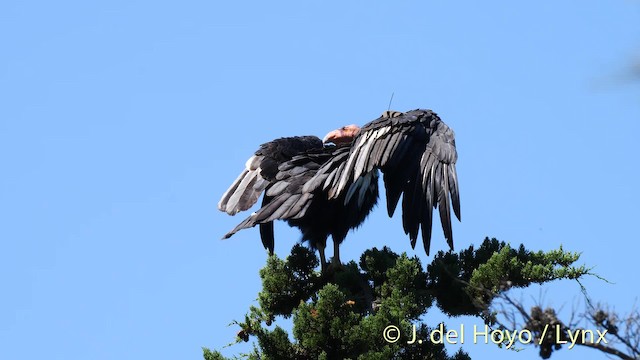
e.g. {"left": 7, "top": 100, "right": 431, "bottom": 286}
{"left": 321, "top": 258, "right": 345, "bottom": 278}
{"left": 328, "top": 260, "right": 344, "bottom": 273}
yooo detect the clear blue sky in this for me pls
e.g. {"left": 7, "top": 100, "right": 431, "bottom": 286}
{"left": 1, "top": 1, "right": 639, "bottom": 359}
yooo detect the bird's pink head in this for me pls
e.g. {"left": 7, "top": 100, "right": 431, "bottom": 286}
{"left": 323, "top": 124, "right": 361, "bottom": 146}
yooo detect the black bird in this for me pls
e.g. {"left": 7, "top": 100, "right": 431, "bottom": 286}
{"left": 218, "top": 109, "right": 461, "bottom": 271}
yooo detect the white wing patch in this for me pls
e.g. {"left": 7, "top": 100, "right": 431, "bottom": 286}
{"left": 218, "top": 155, "right": 268, "bottom": 215}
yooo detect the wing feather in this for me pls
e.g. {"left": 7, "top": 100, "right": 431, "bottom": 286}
{"left": 222, "top": 145, "right": 336, "bottom": 248}
{"left": 218, "top": 136, "right": 322, "bottom": 215}
{"left": 319, "top": 109, "right": 461, "bottom": 255}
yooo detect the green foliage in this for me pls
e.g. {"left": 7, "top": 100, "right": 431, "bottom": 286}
{"left": 202, "top": 348, "right": 228, "bottom": 360}
{"left": 294, "top": 283, "right": 363, "bottom": 358}
{"left": 426, "top": 238, "right": 507, "bottom": 316}
{"left": 467, "top": 241, "right": 590, "bottom": 312}
{"left": 426, "top": 238, "right": 589, "bottom": 318}
{"left": 360, "top": 246, "right": 399, "bottom": 289}
{"left": 258, "top": 245, "right": 322, "bottom": 318}
{"left": 380, "top": 254, "right": 431, "bottom": 320}
{"left": 254, "top": 326, "right": 295, "bottom": 360}
{"left": 206, "top": 238, "right": 593, "bottom": 359}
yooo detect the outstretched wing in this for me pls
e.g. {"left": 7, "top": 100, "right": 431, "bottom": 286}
{"left": 309, "top": 109, "right": 460, "bottom": 255}
{"left": 218, "top": 136, "right": 323, "bottom": 215}
{"left": 222, "top": 148, "right": 338, "bottom": 250}
{"left": 218, "top": 136, "right": 323, "bottom": 253}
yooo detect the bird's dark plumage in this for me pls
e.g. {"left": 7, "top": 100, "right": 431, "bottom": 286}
{"left": 219, "top": 109, "right": 460, "bottom": 270}
{"left": 218, "top": 136, "right": 324, "bottom": 252}
{"left": 218, "top": 136, "right": 323, "bottom": 216}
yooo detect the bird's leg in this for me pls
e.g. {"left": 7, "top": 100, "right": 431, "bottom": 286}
{"left": 317, "top": 242, "right": 327, "bottom": 272}
{"left": 332, "top": 240, "right": 341, "bottom": 267}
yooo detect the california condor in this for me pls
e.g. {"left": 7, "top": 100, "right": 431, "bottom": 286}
{"left": 218, "top": 109, "right": 460, "bottom": 271}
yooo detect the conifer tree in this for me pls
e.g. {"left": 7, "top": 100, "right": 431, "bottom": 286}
{"left": 204, "top": 238, "right": 635, "bottom": 359}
